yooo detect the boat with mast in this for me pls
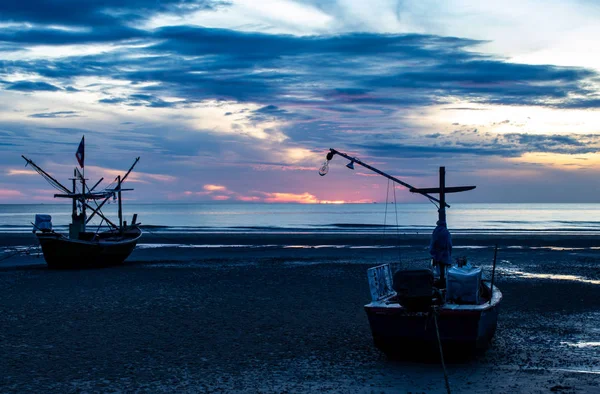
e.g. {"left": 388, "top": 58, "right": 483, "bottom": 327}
{"left": 22, "top": 136, "right": 142, "bottom": 269}
{"left": 319, "top": 148, "right": 502, "bottom": 358}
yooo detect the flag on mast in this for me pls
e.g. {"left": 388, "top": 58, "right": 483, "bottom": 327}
{"left": 76, "top": 136, "right": 85, "bottom": 168}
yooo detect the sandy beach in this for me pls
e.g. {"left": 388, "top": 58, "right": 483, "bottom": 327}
{"left": 1, "top": 232, "right": 599, "bottom": 393}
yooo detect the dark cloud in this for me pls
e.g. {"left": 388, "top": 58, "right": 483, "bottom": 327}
{"left": 0, "top": 25, "right": 145, "bottom": 45}
{"left": 4, "top": 81, "right": 62, "bottom": 91}
{"left": 247, "top": 105, "right": 310, "bottom": 122}
{"left": 555, "top": 97, "right": 600, "bottom": 109}
{"left": 100, "top": 94, "right": 182, "bottom": 108}
{"left": 349, "top": 142, "right": 517, "bottom": 158}
{"left": 0, "top": 22, "right": 598, "bottom": 112}
{"left": 28, "top": 110, "right": 82, "bottom": 118}
{"left": 0, "top": 0, "right": 225, "bottom": 27}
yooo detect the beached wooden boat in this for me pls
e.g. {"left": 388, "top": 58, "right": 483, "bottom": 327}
{"left": 22, "top": 136, "right": 142, "bottom": 269}
{"left": 34, "top": 227, "right": 141, "bottom": 269}
{"left": 320, "top": 148, "right": 503, "bottom": 359}
{"left": 365, "top": 265, "right": 502, "bottom": 358}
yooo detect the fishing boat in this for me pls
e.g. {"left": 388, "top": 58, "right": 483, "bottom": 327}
{"left": 22, "top": 136, "right": 142, "bottom": 269}
{"left": 319, "top": 149, "right": 502, "bottom": 359}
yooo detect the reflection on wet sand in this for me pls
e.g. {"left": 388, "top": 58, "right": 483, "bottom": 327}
{"left": 506, "top": 269, "right": 600, "bottom": 285}
{"left": 560, "top": 341, "right": 600, "bottom": 348}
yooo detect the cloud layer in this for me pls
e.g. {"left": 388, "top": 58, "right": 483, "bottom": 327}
{"left": 1, "top": 0, "right": 600, "bottom": 203}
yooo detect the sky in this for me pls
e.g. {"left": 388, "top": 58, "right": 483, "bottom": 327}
{"left": 1, "top": 0, "right": 600, "bottom": 204}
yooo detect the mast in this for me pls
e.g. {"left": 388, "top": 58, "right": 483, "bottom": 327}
{"left": 22, "top": 152, "right": 137, "bottom": 233}
{"left": 72, "top": 169, "right": 77, "bottom": 223}
{"left": 81, "top": 162, "right": 86, "bottom": 230}
{"left": 439, "top": 167, "right": 446, "bottom": 224}
{"left": 117, "top": 175, "right": 123, "bottom": 231}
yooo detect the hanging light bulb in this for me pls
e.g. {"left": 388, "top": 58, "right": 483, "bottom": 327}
{"left": 346, "top": 160, "right": 355, "bottom": 170}
{"left": 318, "top": 160, "right": 329, "bottom": 176}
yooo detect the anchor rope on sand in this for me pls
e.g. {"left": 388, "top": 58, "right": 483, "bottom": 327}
{"left": 0, "top": 244, "right": 41, "bottom": 263}
{"left": 433, "top": 307, "right": 452, "bottom": 394}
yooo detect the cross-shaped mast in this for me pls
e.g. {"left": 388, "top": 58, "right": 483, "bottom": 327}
{"left": 409, "top": 166, "right": 475, "bottom": 224}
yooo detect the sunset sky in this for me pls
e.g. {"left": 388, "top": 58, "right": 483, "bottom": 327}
{"left": 1, "top": 0, "right": 600, "bottom": 203}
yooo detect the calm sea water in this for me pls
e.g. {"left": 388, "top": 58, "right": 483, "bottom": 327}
{"left": 1, "top": 203, "right": 600, "bottom": 235}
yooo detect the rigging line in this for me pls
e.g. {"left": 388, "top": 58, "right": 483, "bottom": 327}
{"left": 383, "top": 178, "right": 390, "bottom": 238}
{"left": 32, "top": 167, "right": 66, "bottom": 192}
{"left": 22, "top": 156, "right": 71, "bottom": 194}
{"left": 382, "top": 178, "right": 391, "bottom": 263}
{"left": 86, "top": 156, "right": 139, "bottom": 225}
{"left": 0, "top": 243, "right": 41, "bottom": 263}
{"left": 428, "top": 196, "right": 440, "bottom": 210}
{"left": 95, "top": 218, "right": 105, "bottom": 236}
{"left": 392, "top": 183, "right": 402, "bottom": 263}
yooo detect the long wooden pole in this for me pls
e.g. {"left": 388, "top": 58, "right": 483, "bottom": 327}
{"left": 438, "top": 166, "right": 448, "bottom": 285}
{"left": 81, "top": 164, "right": 86, "bottom": 231}
{"left": 439, "top": 167, "right": 446, "bottom": 223}
{"left": 117, "top": 176, "right": 123, "bottom": 232}
{"left": 89, "top": 177, "right": 104, "bottom": 192}
{"left": 328, "top": 149, "right": 449, "bottom": 207}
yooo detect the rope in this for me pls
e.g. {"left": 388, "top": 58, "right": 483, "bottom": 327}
{"left": 0, "top": 244, "right": 41, "bottom": 263}
{"left": 392, "top": 183, "right": 402, "bottom": 263}
{"left": 383, "top": 178, "right": 390, "bottom": 238}
{"left": 30, "top": 165, "right": 67, "bottom": 193}
{"left": 428, "top": 197, "right": 440, "bottom": 210}
{"left": 433, "top": 308, "right": 451, "bottom": 394}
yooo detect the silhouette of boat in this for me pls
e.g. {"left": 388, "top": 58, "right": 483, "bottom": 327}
{"left": 319, "top": 148, "right": 502, "bottom": 359}
{"left": 22, "top": 137, "right": 141, "bottom": 269}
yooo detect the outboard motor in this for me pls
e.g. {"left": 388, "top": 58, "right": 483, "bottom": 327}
{"left": 392, "top": 269, "right": 434, "bottom": 311}
{"left": 34, "top": 214, "right": 52, "bottom": 233}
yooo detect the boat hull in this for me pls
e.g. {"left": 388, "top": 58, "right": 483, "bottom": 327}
{"left": 365, "top": 284, "right": 501, "bottom": 359}
{"left": 36, "top": 228, "right": 141, "bottom": 269}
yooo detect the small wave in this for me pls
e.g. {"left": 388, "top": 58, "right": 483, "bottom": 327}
{"left": 322, "top": 223, "right": 429, "bottom": 228}
{"left": 555, "top": 221, "right": 600, "bottom": 225}
{"left": 487, "top": 220, "right": 534, "bottom": 224}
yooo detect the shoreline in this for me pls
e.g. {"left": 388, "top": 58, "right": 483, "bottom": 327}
{"left": 3, "top": 231, "right": 600, "bottom": 247}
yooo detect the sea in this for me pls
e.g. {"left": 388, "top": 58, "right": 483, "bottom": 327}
{"left": 1, "top": 203, "right": 600, "bottom": 235}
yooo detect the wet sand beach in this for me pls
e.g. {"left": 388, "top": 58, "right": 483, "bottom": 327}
{"left": 1, "top": 233, "right": 599, "bottom": 393}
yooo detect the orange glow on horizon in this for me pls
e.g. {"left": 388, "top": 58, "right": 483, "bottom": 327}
{"left": 263, "top": 192, "right": 319, "bottom": 203}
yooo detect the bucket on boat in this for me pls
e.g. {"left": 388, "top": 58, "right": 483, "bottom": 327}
{"left": 446, "top": 265, "right": 482, "bottom": 304}
{"left": 34, "top": 214, "right": 52, "bottom": 232}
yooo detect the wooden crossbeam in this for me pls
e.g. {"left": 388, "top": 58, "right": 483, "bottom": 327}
{"left": 410, "top": 186, "right": 476, "bottom": 194}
